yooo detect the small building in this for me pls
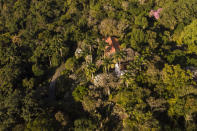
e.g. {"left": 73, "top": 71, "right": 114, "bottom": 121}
{"left": 102, "top": 37, "right": 139, "bottom": 77}
{"left": 103, "top": 37, "right": 139, "bottom": 77}
{"left": 104, "top": 37, "right": 120, "bottom": 56}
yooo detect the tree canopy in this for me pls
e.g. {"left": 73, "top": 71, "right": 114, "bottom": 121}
{"left": 0, "top": 0, "right": 197, "bottom": 130}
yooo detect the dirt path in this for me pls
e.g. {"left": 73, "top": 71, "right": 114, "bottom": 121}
{"left": 49, "top": 63, "right": 65, "bottom": 100}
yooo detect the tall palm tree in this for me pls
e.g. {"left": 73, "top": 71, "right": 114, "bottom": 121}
{"left": 100, "top": 41, "right": 108, "bottom": 59}
{"left": 85, "top": 63, "right": 97, "bottom": 80}
{"left": 121, "top": 71, "right": 134, "bottom": 88}
{"left": 113, "top": 50, "right": 127, "bottom": 66}
{"left": 128, "top": 56, "right": 147, "bottom": 73}
{"left": 103, "top": 57, "right": 113, "bottom": 73}
{"left": 84, "top": 34, "right": 97, "bottom": 54}
{"left": 97, "top": 41, "right": 106, "bottom": 59}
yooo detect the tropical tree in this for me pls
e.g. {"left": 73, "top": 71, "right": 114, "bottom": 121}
{"left": 84, "top": 63, "right": 97, "bottom": 80}
{"left": 72, "top": 85, "right": 88, "bottom": 102}
{"left": 178, "top": 19, "right": 197, "bottom": 54}
{"left": 97, "top": 40, "right": 107, "bottom": 59}
{"left": 102, "top": 57, "right": 113, "bottom": 73}
{"left": 157, "top": 64, "right": 197, "bottom": 127}
{"left": 0, "top": 89, "right": 22, "bottom": 130}
{"left": 25, "top": 114, "right": 58, "bottom": 131}
{"left": 74, "top": 118, "right": 97, "bottom": 131}
{"left": 113, "top": 50, "right": 127, "bottom": 65}
{"left": 84, "top": 35, "right": 97, "bottom": 54}
{"left": 127, "top": 56, "right": 147, "bottom": 73}
{"left": 159, "top": 0, "right": 197, "bottom": 29}
{"left": 65, "top": 57, "right": 77, "bottom": 72}
{"left": 159, "top": 64, "right": 195, "bottom": 98}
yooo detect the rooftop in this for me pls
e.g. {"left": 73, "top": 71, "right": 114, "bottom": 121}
{"left": 104, "top": 37, "right": 120, "bottom": 56}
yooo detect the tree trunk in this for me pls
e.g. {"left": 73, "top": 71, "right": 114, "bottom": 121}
{"left": 49, "top": 57, "right": 52, "bottom": 66}
{"left": 91, "top": 73, "right": 94, "bottom": 80}
{"left": 60, "top": 48, "right": 63, "bottom": 57}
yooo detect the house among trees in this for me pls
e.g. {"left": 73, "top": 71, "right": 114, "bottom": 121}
{"left": 103, "top": 37, "right": 132, "bottom": 76}
{"left": 104, "top": 37, "right": 120, "bottom": 57}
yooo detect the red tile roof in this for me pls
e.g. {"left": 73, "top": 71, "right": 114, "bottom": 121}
{"left": 104, "top": 37, "right": 120, "bottom": 56}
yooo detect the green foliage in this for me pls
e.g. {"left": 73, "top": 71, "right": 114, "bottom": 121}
{"left": 22, "top": 78, "right": 35, "bottom": 89}
{"left": 25, "top": 114, "right": 57, "bottom": 131}
{"left": 159, "top": 0, "right": 197, "bottom": 29}
{"left": 160, "top": 64, "right": 193, "bottom": 97}
{"left": 187, "top": 58, "right": 197, "bottom": 67}
{"left": 12, "top": 124, "right": 25, "bottom": 131}
{"left": 72, "top": 85, "right": 88, "bottom": 102}
{"left": 168, "top": 96, "right": 197, "bottom": 117}
{"left": 55, "top": 111, "right": 69, "bottom": 126}
{"left": 32, "top": 64, "right": 44, "bottom": 76}
{"left": 153, "top": 64, "right": 197, "bottom": 129}
{"left": 178, "top": 19, "right": 197, "bottom": 54}
{"left": 99, "top": 19, "right": 119, "bottom": 37}
{"left": 0, "top": 89, "right": 22, "bottom": 130}
{"left": 129, "top": 28, "right": 145, "bottom": 51}
{"left": 135, "top": 15, "right": 148, "bottom": 29}
{"left": 84, "top": 63, "right": 97, "bottom": 80}
{"left": 65, "top": 57, "right": 77, "bottom": 71}
{"left": 0, "top": 0, "right": 197, "bottom": 130}
{"left": 51, "top": 54, "right": 61, "bottom": 67}
{"left": 124, "top": 111, "right": 159, "bottom": 130}
{"left": 74, "top": 118, "right": 97, "bottom": 131}
{"left": 165, "top": 49, "right": 187, "bottom": 66}
{"left": 82, "top": 96, "right": 97, "bottom": 112}
{"left": 102, "top": 57, "right": 113, "bottom": 73}
{"left": 114, "top": 88, "right": 158, "bottom": 130}
{"left": 21, "top": 90, "right": 42, "bottom": 122}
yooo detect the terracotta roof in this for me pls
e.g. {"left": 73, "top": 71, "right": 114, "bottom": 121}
{"left": 104, "top": 37, "right": 120, "bottom": 56}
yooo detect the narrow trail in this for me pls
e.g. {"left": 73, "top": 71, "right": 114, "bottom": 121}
{"left": 49, "top": 63, "right": 65, "bottom": 100}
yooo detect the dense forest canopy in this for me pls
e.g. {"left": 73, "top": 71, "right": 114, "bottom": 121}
{"left": 0, "top": 0, "right": 197, "bottom": 130}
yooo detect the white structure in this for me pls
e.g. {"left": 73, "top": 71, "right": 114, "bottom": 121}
{"left": 75, "top": 48, "right": 83, "bottom": 58}
{"left": 115, "top": 63, "right": 125, "bottom": 77}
